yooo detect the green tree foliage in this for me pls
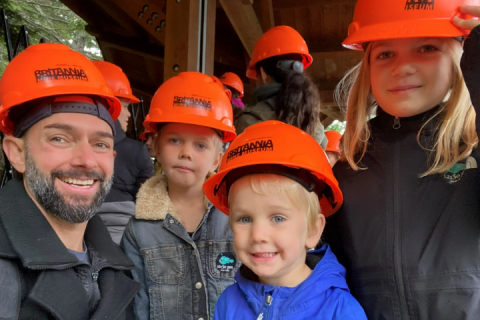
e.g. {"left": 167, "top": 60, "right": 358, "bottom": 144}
{"left": 326, "top": 120, "right": 346, "bottom": 134}
{"left": 0, "top": 0, "right": 101, "bottom": 75}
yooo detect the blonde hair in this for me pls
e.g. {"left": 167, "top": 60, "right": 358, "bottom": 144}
{"left": 228, "top": 174, "right": 320, "bottom": 236}
{"left": 153, "top": 123, "right": 223, "bottom": 158}
{"left": 336, "top": 38, "right": 478, "bottom": 176}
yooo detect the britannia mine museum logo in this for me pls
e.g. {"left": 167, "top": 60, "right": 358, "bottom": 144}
{"left": 405, "top": 0, "right": 434, "bottom": 10}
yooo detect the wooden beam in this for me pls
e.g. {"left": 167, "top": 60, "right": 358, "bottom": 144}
{"left": 253, "top": 0, "right": 275, "bottom": 32}
{"left": 90, "top": 30, "right": 165, "bottom": 62}
{"left": 164, "top": 0, "right": 216, "bottom": 80}
{"left": 108, "top": 0, "right": 167, "bottom": 45}
{"left": 204, "top": 0, "right": 217, "bottom": 75}
{"left": 321, "top": 116, "right": 336, "bottom": 128}
{"left": 273, "top": 0, "right": 357, "bottom": 10}
{"left": 218, "top": 0, "right": 264, "bottom": 57}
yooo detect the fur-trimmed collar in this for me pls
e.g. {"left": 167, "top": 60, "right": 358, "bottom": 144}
{"left": 135, "top": 174, "right": 210, "bottom": 222}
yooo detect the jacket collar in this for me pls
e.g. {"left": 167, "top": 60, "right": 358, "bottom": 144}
{"left": 135, "top": 174, "right": 210, "bottom": 222}
{"left": 372, "top": 105, "right": 442, "bottom": 136}
{"left": 236, "top": 244, "right": 349, "bottom": 315}
{"left": 114, "top": 120, "right": 126, "bottom": 144}
{"left": 0, "top": 179, "right": 133, "bottom": 270}
{"left": 249, "top": 83, "right": 281, "bottom": 107}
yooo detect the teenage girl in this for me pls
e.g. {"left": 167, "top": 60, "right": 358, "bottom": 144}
{"left": 323, "top": 1, "right": 480, "bottom": 319}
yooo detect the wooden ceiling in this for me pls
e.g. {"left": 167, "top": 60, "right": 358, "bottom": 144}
{"left": 60, "top": 0, "right": 363, "bottom": 127}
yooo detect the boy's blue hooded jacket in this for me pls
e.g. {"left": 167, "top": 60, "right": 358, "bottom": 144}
{"left": 213, "top": 244, "right": 366, "bottom": 320}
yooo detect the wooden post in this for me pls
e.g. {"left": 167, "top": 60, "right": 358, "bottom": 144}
{"left": 164, "top": 0, "right": 216, "bottom": 81}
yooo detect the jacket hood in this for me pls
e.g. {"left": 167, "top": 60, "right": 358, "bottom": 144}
{"left": 114, "top": 120, "right": 126, "bottom": 144}
{"left": 235, "top": 244, "right": 349, "bottom": 315}
{"left": 249, "top": 83, "right": 281, "bottom": 107}
{"left": 134, "top": 174, "right": 209, "bottom": 222}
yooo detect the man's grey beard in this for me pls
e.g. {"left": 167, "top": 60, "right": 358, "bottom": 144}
{"left": 24, "top": 148, "right": 113, "bottom": 224}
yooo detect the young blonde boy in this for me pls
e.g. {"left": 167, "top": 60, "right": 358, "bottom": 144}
{"left": 121, "top": 72, "right": 239, "bottom": 320}
{"left": 204, "top": 121, "right": 366, "bottom": 320}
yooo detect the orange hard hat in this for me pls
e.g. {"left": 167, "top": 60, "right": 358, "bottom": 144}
{"left": 211, "top": 75, "right": 232, "bottom": 101}
{"left": 204, "top": 121, "right": 343, "bottom": 217}
{"left": 247, "top": 26, "right": 313, "bottom": 79}
{"left": 139, "top": 114, "right": 155, "bottom": 140}
{"left": 344, "top": 0, "right": 480, "bottom": 51}
{"left": 219, "top": 72, "right": 244, "bottom": 98}
{"left": 144, "top": 72, "right": 236, "bottom": 142}
{"left": 93, "top": 60, "right": 140, "bottom": 103}
{"left": 325, "top": 131, "right": 342, "bottom": 153}
{"left": 139, "top": 129, "right": 154, "bottom": 141}
{"left": 0, "top": 43, "right": 121, "bottom": 135}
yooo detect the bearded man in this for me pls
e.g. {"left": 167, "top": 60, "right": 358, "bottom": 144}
{"left": 0, "top": 43, "right": 140, "bottom": 320}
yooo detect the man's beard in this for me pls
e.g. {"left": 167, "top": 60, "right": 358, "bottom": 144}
{"left": 24, "top": 148, "right": 113, "bottom": 224}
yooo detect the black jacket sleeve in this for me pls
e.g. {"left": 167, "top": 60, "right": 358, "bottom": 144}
{"left": 460, "top": 24, "right": 480, "bottom": 137}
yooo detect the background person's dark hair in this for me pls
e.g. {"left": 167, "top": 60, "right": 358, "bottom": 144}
{"left": 256, "top": 54, "right": 321, "bottom": 136}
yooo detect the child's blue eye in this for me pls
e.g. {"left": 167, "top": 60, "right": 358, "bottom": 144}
{"left": 169, "top": 138, "right": 180, "bottom": 144}
{"left": 239, "top": 217, "right": 251, "bottom": 224}
{"left": 197, "top": 143, "right": 207, "bottom": 150}
{"left": 377, "top": 51, "right": 394, "bottom": 59}
{"left": 273, "top": 216, "right": 285, "bottom": 223}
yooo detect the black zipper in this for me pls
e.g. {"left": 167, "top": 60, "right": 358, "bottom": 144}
{"left": 393, "top": 131, "right": 407, "bottom": 318}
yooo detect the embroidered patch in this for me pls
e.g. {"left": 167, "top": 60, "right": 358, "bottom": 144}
{"left": 216, "top": 253, "right": 236, "bottom": 272}
{"left": 443, "top": 156, "right": 477, "bottom": 184}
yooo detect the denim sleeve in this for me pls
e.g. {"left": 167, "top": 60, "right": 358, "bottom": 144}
{"left": 120, "top": 220, "right": 150, "bottom": 320}
{"left": 332, "top": 290, "right": 368, "bottom": 320}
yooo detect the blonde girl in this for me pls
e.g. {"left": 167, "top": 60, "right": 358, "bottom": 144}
{"left": 323, "top": 1, "right": 480, "bottom": 319}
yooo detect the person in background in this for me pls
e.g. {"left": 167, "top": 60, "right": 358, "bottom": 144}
{"left": 139, "top": 118, "right": 162, "bottom": 175}
{"left": 324, "top": 130, "right": 342, "bottom": 167}
{"left": 220, "top": 72, "right": 245, "bottom": 117}
{"left": 204, "top": 121, "right": 366, "bottom": 320}
{"left": 121, "top": 72, "right": 239, "bottom": 320}
{"left": 324, "top": 1, "right": 480, "bottom": 319}
{"left": 93, "top": 61, "right": 154, "bottom": 245}
{"left": 234, "top": 26, "right": 328, "bottom": 149}
{"left": 0, "top": 43, "right": 139, "bottom": 319}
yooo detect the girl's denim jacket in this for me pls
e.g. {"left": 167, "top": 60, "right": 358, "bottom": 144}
{"left": 121, "top": 174, "right": 240, "bottom": 320}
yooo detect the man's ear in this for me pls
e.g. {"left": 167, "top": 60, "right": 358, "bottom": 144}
{"left": 3, "top": 135, "right": 26, "bottom": 174}
{"left": 306, "top": 214, "right": 326, "bottom": 249}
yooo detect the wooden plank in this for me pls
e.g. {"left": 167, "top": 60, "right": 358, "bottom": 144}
{"left": 252, "top": 0, "right": 274, "bottom": 32}
{"left": 111, "top": 0, "right": 167, "bottom": 45}
{"left": 93, "top": 30, "right": 165, "bottom": 62}
{"left": 294, "top": 7, "right": 311, "bottom": 41}
{"left": 218, "top": 0, "right": 264, "bottom": 57}
{"left": 164, "top": 0, "right": 200, "bottom": 81}
{"left": 205, "top": 0, "right": 217, "bottom": 75}
{"left": 273, "top": 0, "right": 357, "bottom": 10}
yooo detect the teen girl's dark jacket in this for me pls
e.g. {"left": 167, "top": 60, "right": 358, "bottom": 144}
{"left": 323, "top": 26, "right": 480, "bottom": 320}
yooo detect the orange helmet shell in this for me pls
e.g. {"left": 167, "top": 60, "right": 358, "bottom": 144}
{"left": 247, "top": 26, "right": 313, "bottom": 79}
{"left": 140, "top": 114, "right": 155, "bottom": 140}
{"left": 93, "top": 61, "right": 140, "bottom": 103}
{"left": 219, "top": 72, "right": 244, "bottom": 98}
{"left": 344, "top": 0, "right": 480, "bottom": 51}
{"left": 0, "top": 43, "right": 121, "bottom": 135}
{"left": 325, "top": 131, "right": 342, "bottom": 153}
{"left": 204, "top": 121, "right": 343, "bottom": 217}
{"left": 144, "top": 72, "right": 236, "bottom": 142}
